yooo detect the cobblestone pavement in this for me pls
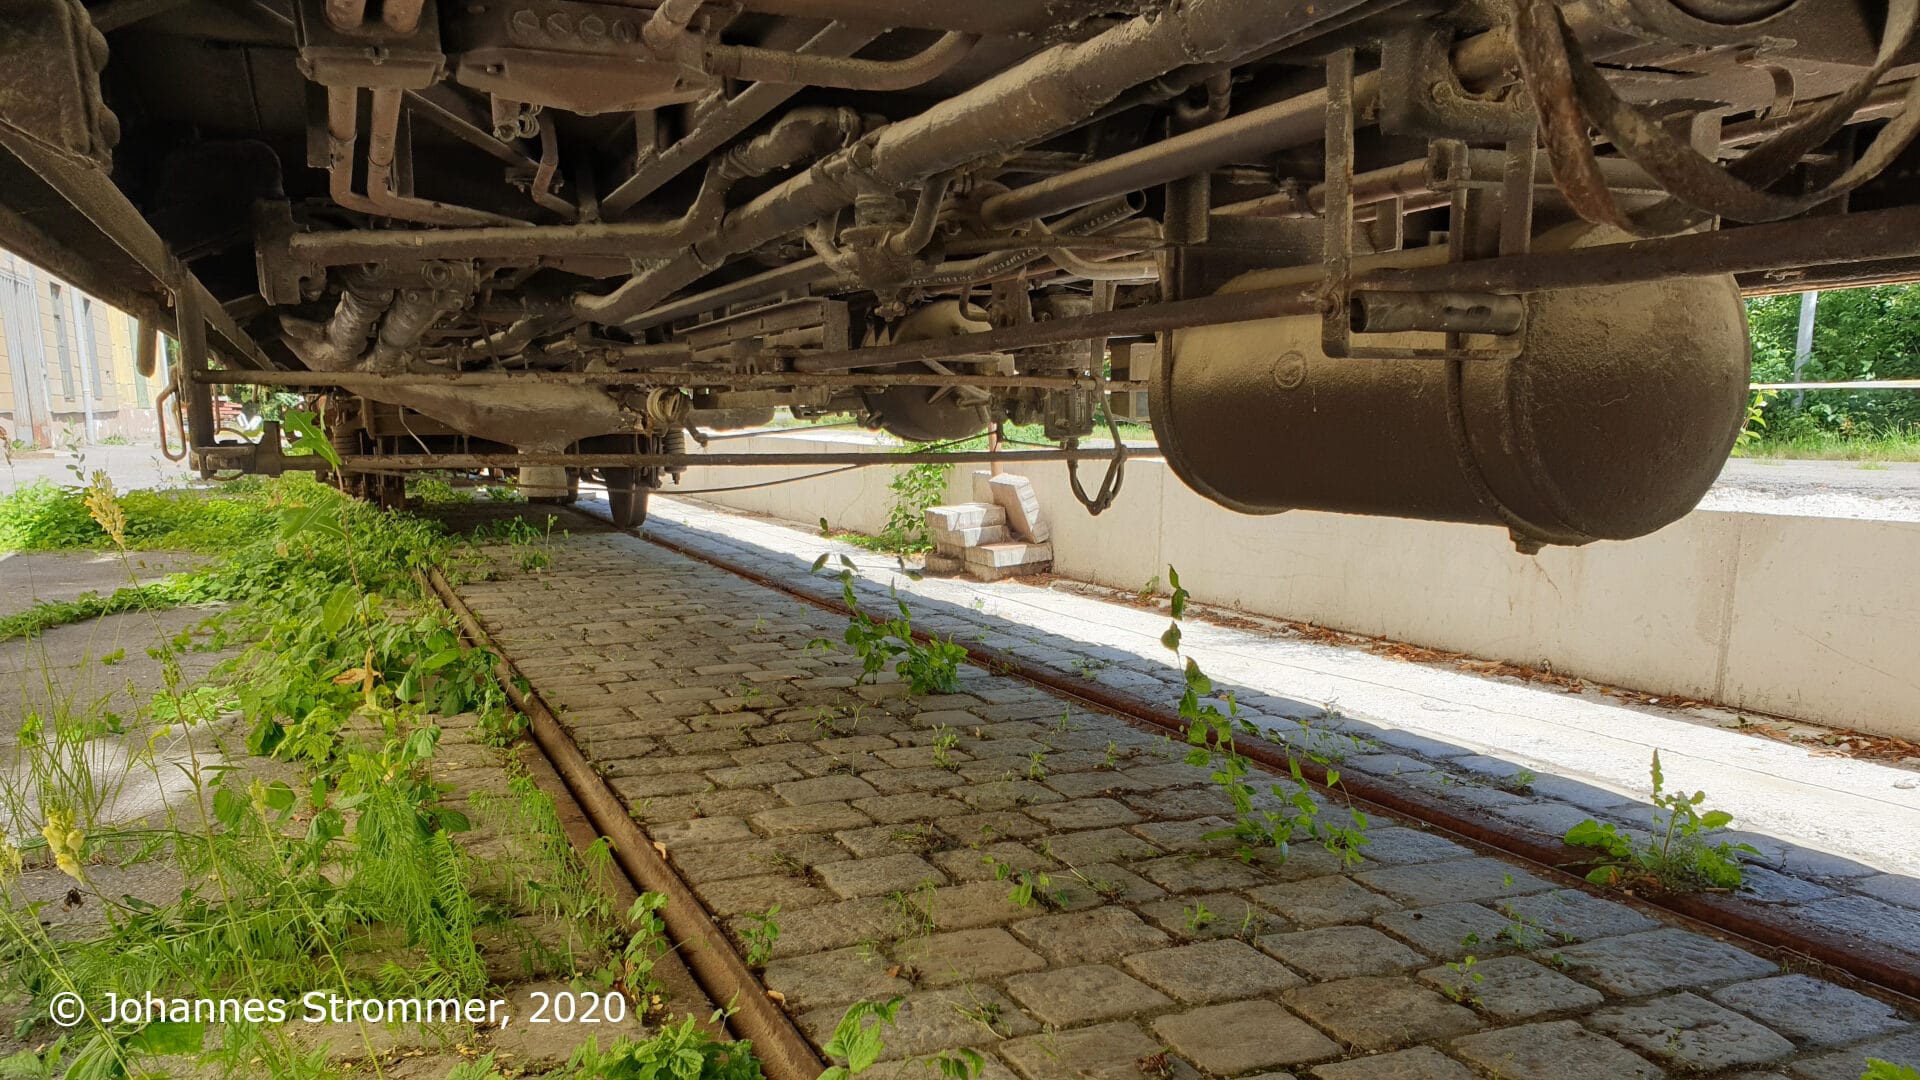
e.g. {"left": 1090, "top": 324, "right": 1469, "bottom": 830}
{"left": 452, "top": 516, "right": 1919, "bottom": 1080}
{"left": 627, "top": 496, "right": 1920, "bottom": 973}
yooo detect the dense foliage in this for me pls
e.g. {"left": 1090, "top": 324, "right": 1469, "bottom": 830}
{"left": 1746, "top": 285, "right": 1920, "bottom": 448}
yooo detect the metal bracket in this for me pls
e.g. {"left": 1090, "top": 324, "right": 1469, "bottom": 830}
{"left": 1321, "top": 51, "right": 1531, "bottom": 361}
{"left": 1379, "top": 23, "right": 1535, "bottom": 143}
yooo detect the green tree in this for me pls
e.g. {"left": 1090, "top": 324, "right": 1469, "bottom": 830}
{"left": 1745, "top": 285, "right": 1920, "bottom": 437}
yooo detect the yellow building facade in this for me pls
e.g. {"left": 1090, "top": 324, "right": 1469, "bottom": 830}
{"left": 1, "top": 248, "right": 171, "bottom": 448}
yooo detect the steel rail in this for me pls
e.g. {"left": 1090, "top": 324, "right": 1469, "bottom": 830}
{"left": 423, "top": 568, "right": 824, "bottom": 1079}
{"left": 607, "top": 508, "right": 1920, "bottom": 1006}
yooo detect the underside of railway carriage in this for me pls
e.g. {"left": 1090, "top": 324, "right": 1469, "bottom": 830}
{"left": 4, "top": 0, "right": 1919, "bottom": 544}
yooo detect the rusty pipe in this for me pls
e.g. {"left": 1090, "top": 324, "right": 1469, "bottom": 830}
{"left": 1215, "top": 146, "right": 1660, "bottom": 219}
{"left": 719, "top": 106, "right": 864, "bottom": 181}
{"left": 885, "top": 171, "right": 955, "bottom": 255}
{"left": 289, "top": 164, "right": 730, "bottom": 265}
{"left": 693, "top": 30, "right": 978, "bottom": 91}
{"left": 602, "top": 23, "right": 882, "bottom": 217}
{"left": 974, "top": 4, "right": 1644, "bottom": 227}
{"left": 529, "top": 123, "right": 578, "bottom": 220}
{"left": 364, "top": 89, "right": 526, "bottom": 227}
{"left": 641, "top": 0, "right": 705, "bottom": 57}
{"left": 325, "top": 86, "right": 382, "bottom": 216}
{"left": 572, "top": 0, "right": 1381, "bottom": 325}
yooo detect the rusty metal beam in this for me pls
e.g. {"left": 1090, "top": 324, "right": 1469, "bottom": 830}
{"left": 193, "top": 370, "right": 1146, "bottom": 391}
{"left": 191, "top": 446, "right": 1123, "bottom": 472}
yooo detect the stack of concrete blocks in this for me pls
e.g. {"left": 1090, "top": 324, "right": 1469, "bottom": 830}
{"left": 922, "top": 471, "right": 1053, "bottom": 580}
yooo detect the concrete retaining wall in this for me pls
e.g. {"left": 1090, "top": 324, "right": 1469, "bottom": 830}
{"left": 677, "top": 432, "right": 1920, "bottom": 740}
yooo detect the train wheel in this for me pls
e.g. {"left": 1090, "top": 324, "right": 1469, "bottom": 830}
{"left": 605, "top": 468, "right": 649, "bottom": 528}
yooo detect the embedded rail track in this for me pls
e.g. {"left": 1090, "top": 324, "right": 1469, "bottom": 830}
{"left": 424, "top": 501, "right": 1920, "bottom": 1080}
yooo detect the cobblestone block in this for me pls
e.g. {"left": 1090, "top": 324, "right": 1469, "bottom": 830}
{"left": 751, "top": 800, "right": 873, "bottom": 836}
{"left": 855, "top": 792, "right": 972, "bottom": 823}
{"left": 1129, "top": 817, "right": 1239, "bottom": 855}
{"left": 1416, "top": 956, "right": 1602, "bottom": 1021}
{"left": 1117, "top": 763, "right": 1211, "bottom": 790}
{"left": 1783, "top": 897, "right": 1920, "bottom": 960}
{"left": 1310, "top": 1047, "right": 1474, "bottom": 1080}
{"left": 896, "top": 927, "right": 1046, "bottom": 986}
{"left": 663, "top": 729, "right": 751, "bottom": 754}
{"left": 817, "top": 734, "right": 899, "bottom": 755}
{"left": 1124, "top": 787, "right": 1237, "bottom": 820}
{"left": 1556, "top": 928, "right": 1775, "bottom": 996}
{"left": 1856, "top": 874, "right": 1920, "bottom": 910}
{"left": 647, "top": 816, "right": 755, "bottom": 847}
{"left": 920, "top": 880, "right": 1044, "bottom": 931}
{"left": 669, "top": 836, "right": 849, "bottom": 882}
{"left": 1006, "top": 964, "right": 1173, "bottom": 1026}
{"left": 799, "top": 986, "right": 1036, "bottom": 1061}
{"left": 1786, "top": 1030, "right": 1920, "bottom": 1080}
{"left": 1711, "top": 975, "right": 1912, "bottom": 1047}
{"left": 1735, "top": 866, "right": 1833, "bottom": 904}
{"left": 815, "top": 854, "right": 946, "bottom": 898}
{"left": 746, "top": 894, "right": 901, "bottom": 959}
{"left": 1026, "top": 798, "right": 1143, "bottom": 830}
{"left": 959, "top": 780, "right": 1064, "bottom": 811}
{"left": 1373, "top": 903, "right": 1513, "bottom": 960}
{"left": 1332, "top": 827, "right": 1469, "bottom": 866}
{"left": 941, "top": 811, "right": 1049, "bottom": 843}
{"left": 692, "top": 873, "right": 835, "bottom": 916}
{"left": 763, "top": 946, "right": 911, "bottom": 1010}
{"left": 636, "top": 788, "right": 783, "bottom": 822}
{"left": 607, "top": 750, "right": 734, "bottom": 777}
{"left": 931, "top": 843, "right": 1051, "bottom": 884}
{"left": 863, "top": 767, "right": 969, "bottom": 794}
{"left": 1285, "top": 976, "right": 1481, "bottom": 1051}
{"left": 1135, "top": 855, "right": 1268, "bottom": 894}
{"left": 1014, "top": 906, "right": 1170, "bottom": 963}
{"left": 1590, "top": 992, "right": 1796, "bottom": 1071}
{"left": 1136, "top": 893, "right": 1286, "bottom": 940}
{"left": 1256, "top": 926, "right": 1425, "bottom": 980}
{"left": 1449, "top": 1020, "right": 1660, "bottom": 1080}
{"left": 725, "top": 737, "right": 817, "bottom": 764}
{"left": 1355, "top": 858, "right": 1554, "bottom": 906}
{"left": 615, "top": 772, "right": 713, "bottom": 799}
{"left": 1044, "top": 771, "right": 1156, "bottom": 798}
{"left": 1152, "top": 1000, "right": 1341, "bottom": 1074}
{"left": 1493, "top": 888, "right": 1658, "bottom": 943}
{"left": 1250, "top": 877, "right": 1400, "bottom": 928}
{"left": 1048, "top": 863, "right": 1164, "bottom": 908}
{"left": 1124, "top": 938, "right": 1304, "bottom": 1002}
{"left": 770, "top": 772, "right": 880, "bottom": 804}
{"left": 1000, "top": 1022, "right": 1170, "bottom": 1080}
{"left": 1041, "top": 827, "right": 1163, "bottom": 865}
{"left": 1490, "top": 800, "right": 1600, "bottom": 838}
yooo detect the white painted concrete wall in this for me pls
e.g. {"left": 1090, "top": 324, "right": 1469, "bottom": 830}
{"left": 676, "top": 432, "right": 1920, "bottom": 741}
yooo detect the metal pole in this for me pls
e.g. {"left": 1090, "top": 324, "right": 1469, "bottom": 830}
{"left": 1793, "top": 290, "right": 1818, "bottom": 408}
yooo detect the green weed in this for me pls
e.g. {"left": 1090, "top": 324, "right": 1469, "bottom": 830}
{"left": 1159, "top": 565, "right": 1370, "bottom": 866}
{"left": 807, "top": 560, "right": 966, "bottom": 695}
{"left": 1563, "top": 751, "right": 1755, "bottom": 892}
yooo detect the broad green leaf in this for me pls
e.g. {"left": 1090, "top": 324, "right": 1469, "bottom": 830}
{"left": 127, "top": 1022, "right": 205, "bottom": 1056}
